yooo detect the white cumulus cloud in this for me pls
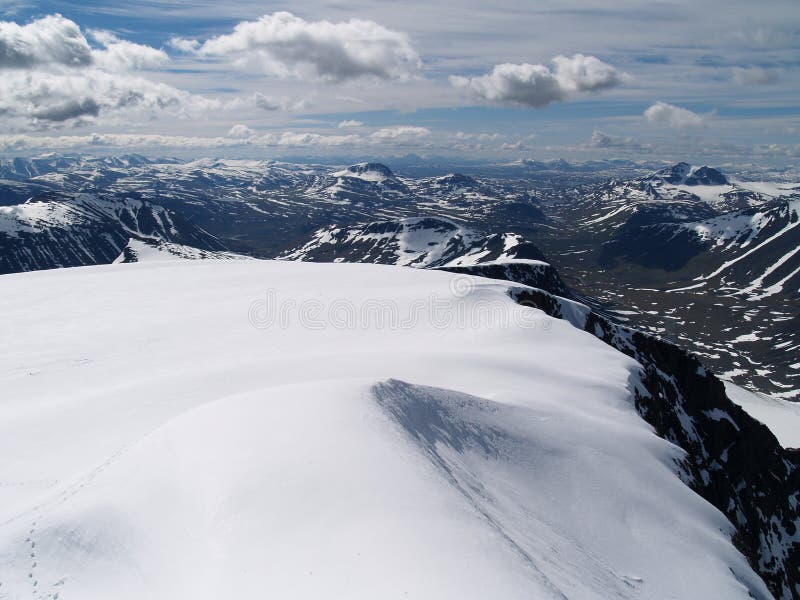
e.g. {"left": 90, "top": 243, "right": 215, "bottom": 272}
{"left": 552, "top": 54, "right": 623, "bottom": 93}
{"left": 228, "top": 124, "right": 254, "bottom": 138}
{"left": 644, "top": 101, "right": 707, "bottom": 129}
{"left": 167, "top": 36, "right": 200, "bottom": 53}
{"left": 450, "top": 54, "right": 622, "bottom": 108}
{"left": 0, "top": 132, "right": 246, "bottom": 151}
{"left": 273, "top": 131, "right": 362, "bottom": 146}
{"left": 0, "top": 14, "right": 93, "bottom": 68}
{"left": 89, "top": 29, "right": 169, "bottom": 71}
{"left": 370, "top": 125, "right": 430, "bottom": 140}
{"left": 338, "top": 119, "right": 364, "bottom": 128}
{"left": 451, "top": 63, "right": 564, "bottom": 107}
{"left": 454, "top": 131, "right": 503, "bottom": 141}
{"left": 0, "top": 14, "right": 225, "bottom": 129}
{"left": 183, "top": 11, "right": 421, "bottom": 83}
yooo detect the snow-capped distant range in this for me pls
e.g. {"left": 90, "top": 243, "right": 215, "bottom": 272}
{"left": 0, "top": 259, "right": 775, "bottom": 599}
{"left": 0, "top": 158, "right": 547, "bottom": 273}
{"left": 1, "top": 155, "right": 799, "bottom": 399}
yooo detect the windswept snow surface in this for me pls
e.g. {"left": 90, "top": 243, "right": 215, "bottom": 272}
{"left": 0, "top": 260, "right": 771, "bottom": 599}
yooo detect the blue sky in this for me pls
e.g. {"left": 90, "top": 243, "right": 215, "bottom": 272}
{"left": 0, "top": 0, "right": 798, "bottom": 164}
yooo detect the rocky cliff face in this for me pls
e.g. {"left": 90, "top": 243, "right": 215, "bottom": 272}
{"left": 438, "top": 261, "right": 572, "bottom": 298}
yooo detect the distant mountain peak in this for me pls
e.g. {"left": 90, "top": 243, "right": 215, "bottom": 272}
{"left": 649, "top": 162, "right": 728, "bottom": 186}
{"left": 685, "top": 165, "right": 729, "bottom": 186}
{"left": 548, "top": 158, "right": 572, "bottom": 169}
{"left": 652, "top": 162, "right": 692, "bottom": 184}
{"left": 434, "top": 173, "right": 477, "bottom": 187}
{"left": 341, "top": 162, "right": 395, "bottom": 179}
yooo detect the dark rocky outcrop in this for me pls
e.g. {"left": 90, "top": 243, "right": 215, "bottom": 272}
{"left": 646, "top": 162, "right": 728, "bottom": 187}
{"left": 439, "top": 261, "right": 571, "bottom": 299}
{"left": 686, "top": 165, "right": 729, "bottom": 186}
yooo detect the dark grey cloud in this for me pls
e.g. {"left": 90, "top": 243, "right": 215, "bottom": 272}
{"left": 32, "top": 97, "right": 100, "bottom": 121}
{"left": 584, "top": 130, "right": 649, "bottom": 152}
{"left": 0, "top": 68, "right": 219, "bottom": 126}
{"left": 246, "top": 92, "right": 309, "bottom": 112}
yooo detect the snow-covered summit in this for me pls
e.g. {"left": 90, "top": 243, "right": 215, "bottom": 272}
{"left": 686, "top": 165, "right": 729, "bottom": 186}
{"left": 649, "top": 162, "right": 729, "bottom": 186}
{"left": 315, "top": 162, "right": 409, "bottom": 204}
{"left": 435, "top": 173, "right": 478, "bottom": 187}
{"left": 0, "top": 259, "right": 775, "bottom": 599}
{"left": 333, "top": 162, "right": 396, "bottom": 181}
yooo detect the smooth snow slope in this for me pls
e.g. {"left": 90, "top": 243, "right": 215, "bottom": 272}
{"left": 0, "top": 260, "right": 771, "bottom": 599}
{"left": 725, "top": 382, "right": 800, "bottom": 448}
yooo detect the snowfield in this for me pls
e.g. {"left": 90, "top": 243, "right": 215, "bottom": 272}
{"left": 725, "top": 382, "right": 800, "bottom": 448}
{"left": 0, "top": 259, "right": 773, "bottom": 599}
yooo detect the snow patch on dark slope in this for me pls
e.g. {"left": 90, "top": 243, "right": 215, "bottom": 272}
{"left": 681, "top": 198, "right": 800, "bottom": 300}
{"left": 538, "top": 163, "right": 799, "bottom": 398}
{"left": 426, "top": 172, "right": 480, "bottom": 192}
{"left": 601, "top": 196, "right": 800, "bottom": 280}
{"left": 575, "top": 163, "right": 794, "bottom": 238}
{"left": 280, "top": 216, "right": 549, "bottom": 269}
{"left": 594, "top": 198, "right": 800, "bottom": 397}
{"left": 280, "top": 217, "right": 479, "bottom": 266}
{"left": 0, "top": 192, "right": 228, "bottom": 274}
